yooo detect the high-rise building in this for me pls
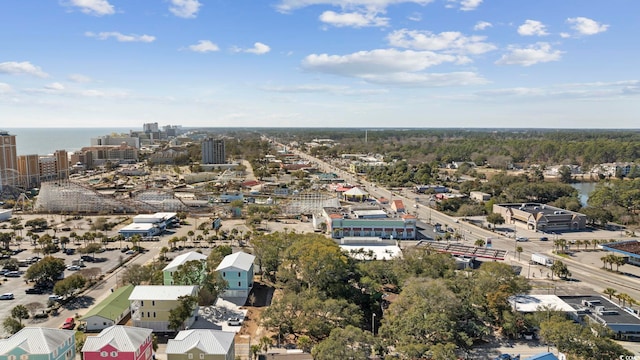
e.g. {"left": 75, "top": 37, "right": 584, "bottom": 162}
{"left": 143, "top": 122, "right": 159, "bottom": 133}
{"left": 54, "top": 150, "right": 70, "bottom": 180}
{"left": 201, "top": 138, "right": 226, "bottom": 164}
{"left": 0, "top": 130, "right": 18, "bottom": 190}
{"left": 17, "top": 154, "right": 40, "bottom": 189}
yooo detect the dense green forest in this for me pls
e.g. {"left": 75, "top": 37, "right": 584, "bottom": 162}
{"left": 264, "top": 128, "right": 640, "bottom": 168}
{"left": 252, "top": 232, "right": 629, "bottom": 359}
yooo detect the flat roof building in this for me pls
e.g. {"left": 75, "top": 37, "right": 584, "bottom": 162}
{"left": 493, "top": 203, "right": 587, "bottom": 232}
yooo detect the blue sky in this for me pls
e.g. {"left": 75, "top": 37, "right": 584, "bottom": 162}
{"left": 0, "top": 0, "right": 637, "bottom": 128}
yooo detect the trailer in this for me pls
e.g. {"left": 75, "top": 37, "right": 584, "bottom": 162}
{"left": 531, "top": 253, "right": 553, "bottom": 267}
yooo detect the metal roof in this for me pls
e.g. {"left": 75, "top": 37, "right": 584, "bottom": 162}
{"left": 163, "top": 251, "right": 208, "bottom": 272}
{"left": 165, "top": 329, "right": 234, "bottom": 355}
{"left": 82, "top": 325, "right": 152, "bottom": 352}
{"left": 129, "top": 285, "right": 198, "bottom": 301}
{"left": 216, "top": 251, "right": 255, "bottom": 272}
{"left": 416, "top": 241, "right": 508, "bottom": 260}
{"left": 0, "top": 328, "right": 75, "bottom": 355}
{"left": 80, "top": 285, "right": 134, "bottom": 322}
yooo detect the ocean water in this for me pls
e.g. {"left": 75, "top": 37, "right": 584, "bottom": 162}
{"left": 2, "top": 128, "right": 132, "bottom": 156}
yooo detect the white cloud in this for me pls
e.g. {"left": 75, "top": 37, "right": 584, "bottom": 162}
{"left": 262, "top": 84, "right": 389, "bottom": 95}
{"left": 360, "top": 71, "right": 487, "bottom": 86}
{"left": 447, "top": 0, "right": 482, "bottom": 11}
{"left": 560, "top": 32, "right": 571, "bottom": 38}
{"left": 495, "top": 42, "right": 562, "bottom": 67}
{"left": 460, "top": 0, "right": 482, "bottom": 11}
{"left": 476, "top": 80, "right": 640, "bottom": 99}
{"left": 567, "top": 17, "right": 609, "bottom": 35}
{"left": 276, "top": 0, "right": 434, "bottom": 13}
{"left": 518, "top": 20, "right": 548, "bottom": 36}
{"left": 0, "top": 61, "right": 48, "bottom": 77}
{"left": 387, "top": 29, "right": 496, "bottom": 55}
{"left": 85, "top": 31, "right": 156, "bottom": 42}
{"left": 188, "top": 40, "right": 220, "bottom": 53}
{"left": 246, "top": 42, "right": 271, "bottom": 55}
{"left": 68, "top": 74, "right": 92, "bottom": 83}
{"left": 0, "top": 83, "right": 13, "bottom": 93}
{"left": 474, "top": 21, "right": 492, "bottom": 31}
{"left": 64, "top": 0, "right": 115, "bottom": 16}
{"left": 319, "top": 10, "right": 389, "bottom": 28}
{"left": 169, "top": 0, "right": 202, "bottom": 18}
{"left": 303, "top": 49, "right": 457, "bottom": 75}
{"left": 301, "top": 48, "right": 486, "bottom": 86}
{"left": 45, "top": 82, "right": 65, "bottom": 91}
{"left": 408, "top": 12, "right": 422, "bottom": 22}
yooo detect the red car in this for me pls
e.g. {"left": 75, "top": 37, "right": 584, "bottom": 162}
{"left": 62, "top": 317, "right": 75, "bottom": 330}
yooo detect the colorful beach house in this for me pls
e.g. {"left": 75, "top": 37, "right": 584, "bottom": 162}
{"left": 81, "top": 325, "right": 153, "bottom": 360}
{"left": 166, "top": 329, "right": 235, "bottom": 360}
{"left": 0, "top": 327, "right": 75, "bottom": 360}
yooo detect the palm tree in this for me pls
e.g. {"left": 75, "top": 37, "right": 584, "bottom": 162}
{"left": 601, "top": 255, "right": 611, "bottom": 269}
{"left": 591, "top": 239, "right": 600, "bottom": 249}
{"left": 516, "top": 246, "right": 523, "bottom": 261}
{"left": 475, "top": 239, "right": 486, "bottom": 247}
{"left": 614, "top": 255, "right": 626, "bottom": 272}
{"left": 575, "top": 239, "right": 583, "bottom": 250}
{"left": 603, "top": 287, "right": 617, "bottom": 300}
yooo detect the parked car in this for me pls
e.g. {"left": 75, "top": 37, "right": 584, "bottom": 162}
{"left": 64, "top": 248, "right": 75, "bottom": 255}
{"left": 0, "top": 293, "right": 14, "bottom": 300}
{"left": 227, "top": 317, "right": 242, "bottom": 326}
{"left": 25, "top": 288, "right": 45, "bottom": 294}
{"left": 540, "top": 237, "right": 549, "bottom": 241}
{"left": 49, "top": 295, "right": 62, "bottom": 301}
{"left": 62, "top": 317, "right": 75, "bottom": 330}
{"left": 66, "top": 265, "right": 81, "bottom": 271}
{"left": 4, "top": 271, "right": 21, "bottom": 277}
{"left": 515, "top": 237, "right": 529, "bottom": 242}
{"left": 80, "top": 255, "right": 95, "bottom": 262}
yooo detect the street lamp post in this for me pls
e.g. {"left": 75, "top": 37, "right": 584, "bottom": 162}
{"left": 372, "top": 313, "right": 376, "bottom": 335}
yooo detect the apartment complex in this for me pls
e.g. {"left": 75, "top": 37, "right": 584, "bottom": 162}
{"left": 201, "top": 138, "right": 226, "bottom": 164}
{"left": 0, "top": 130, "right": 18, "bottom": 190}
{"left": 16, "top": 150, "right": 70, "bottom": 189}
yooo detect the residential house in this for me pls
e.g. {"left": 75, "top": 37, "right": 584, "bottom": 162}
{"left": 215, "top": 252, "right": 256, "bottom": 300}
{"left": 82, "top": 326, "right": 153, "bottom": 360}
{"left": 163, "top": 252, "right": 208, "bottom": 285}
{"left": 390, "top": 199, "right": 405, "bottom": 213}
{"left": 0, "top": 328, "right": 75, "bottom": 360}
{"left": 80, "top": 285, "right": 134, "bottom": 332}
{"left": 129, "top": 285, "right": 199, "bottom": 332}
{"left": 165, "top": 329, "right": 235, "bottom": 360}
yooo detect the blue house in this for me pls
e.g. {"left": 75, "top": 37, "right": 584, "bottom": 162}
{"left": 216, "top": 251, "right": 256, "bottom": 301}
{"left": 0, "top": 327, "right": 76, "bottom": 360}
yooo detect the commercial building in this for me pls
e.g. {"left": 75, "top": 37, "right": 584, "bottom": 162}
{"left": 493, "top": 203, "right": 587, "bottom": 232}
{"left": 201, "top": 138, "right": 226, "bottom": 165}
{"left": 119, "top": 212, "right": 177, "bottom": 238}
{"left": 0, "top": 130, "right": 18, "bottom": 190}
{"left": 323, "top": 207, "right": 417, "bottom": 240}
{"left": 509, "top": 294, "right": 640, "bottom": 342}
{"left": 77, "top": 143, "right": 139, "bottom": 168}
{"left": 600, "top": 240, "right": 640, "bottom": 266}
{"left": 91, "top": 135, "right": 140, "bottom": 148}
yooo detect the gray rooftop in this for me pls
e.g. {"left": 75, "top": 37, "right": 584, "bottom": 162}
{"left": 0, "top": 328, "right": 75, "bottom": 355}
{"left": 216, "top": 251, "right": 255, "bottom": 272}
{"left": 165, "top": 329, "right": 235, "bottom": 355}
{"left": 163, "top": 251, "right": 208, "bottom": 272}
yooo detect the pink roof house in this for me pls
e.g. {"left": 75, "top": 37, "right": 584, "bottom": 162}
{"left": 82, "top": 325, "right": 154, "bottom": 360}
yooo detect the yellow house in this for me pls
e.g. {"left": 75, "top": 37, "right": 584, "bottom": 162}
{"left": 166, "top": 329, "right": 235, "bottom": 360}
{"left": 129, "top": 285, "right": 199, "bottom": 332}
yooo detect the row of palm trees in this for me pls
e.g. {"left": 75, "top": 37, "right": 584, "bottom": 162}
{"left": 600, "top": 253, "right": 627, "bottom": 272}
{"left": 603, "top": 288, "right": 636, "bottom": 308}
{"left": 552, "top": 238, "right": 612, "bottom": 253}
